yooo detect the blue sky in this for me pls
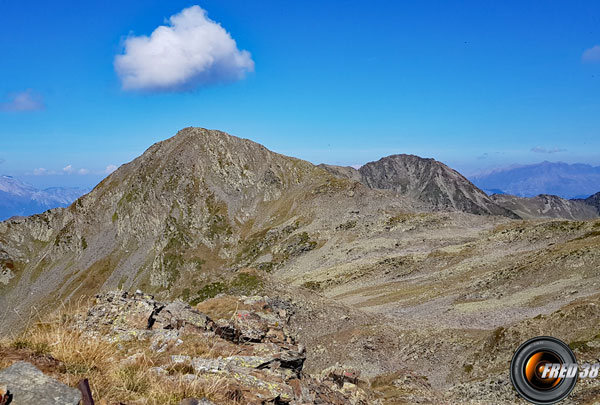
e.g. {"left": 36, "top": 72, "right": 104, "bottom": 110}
{"left": 1, "top": 1, "right": 599, "bottom": 189}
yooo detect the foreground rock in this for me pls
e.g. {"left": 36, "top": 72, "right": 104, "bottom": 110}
{"left": 0, "top": 361, "right": 81, "bottom": 405}
{"left": 75, "top": 291, "right": 369, "bottom": 404}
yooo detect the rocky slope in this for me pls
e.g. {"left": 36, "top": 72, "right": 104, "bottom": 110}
{"left": 576, "top": 191, "right": 600, "bottom": 214}
{"left": 1, "top": 290, "right": 372, "bottom": 404}
{"left": 2, "top": 128, "right": 600, "bottom": 403}
{"left": 490, "top": 193, "right": 599, "bottom": 220}
{"left": 0, "top": 128, "right": 405, "bottom": 332}
{"left": 321, "top": 155, "right": 517, "bottom": 217}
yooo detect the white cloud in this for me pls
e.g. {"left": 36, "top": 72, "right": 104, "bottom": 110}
{"left": 33, "top": 168, "right": 48, "bottom": 176}
{"left": 582, "top": 45, "right": 600, "bottom": 63}
{"left": 105, "top": 164, "right": 118, "bottom": 174}
{"left": 531, "top": 146, "right": 567, "bottom": 154}
{"left": 78, "top": 168, "right": 90, "bottom": 175}
{"left": 114, "top": 5, "right": 254, "bottom": 92}
{"left": 0, "top": 90, "right": 44, "bottom": 112}
{"left": 63, "top": 164, "right": 74, "bottom": 174}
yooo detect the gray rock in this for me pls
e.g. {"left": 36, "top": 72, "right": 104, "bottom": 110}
{"left": 150, "top": 329, "right": 182, "bottom": 352}
{"left": 149, "top": 366, "right": 168, "bottom": 376}
{"left": 179, "top": 398, "right": 215, "bottom": 405}
{"left": 153, "top": 300, "right": 210, "bottom": 330}
{"left": 0, "top": 361, "right": 81, "bottom": 405}
{"left": 170, "top": 354, "right": 192, "bottom": 365}
{"left": 191, "top": 358, "right": 226, "bottom": 373}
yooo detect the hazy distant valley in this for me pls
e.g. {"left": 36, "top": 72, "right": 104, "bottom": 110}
{"left": 0, "top": 175, "right": 87, "bottom": 221}
{"left": 1, "top": 128, "right": 600, "bottom": 404}
{"left": 469, "top": 161, "right": 600, "bottom": 199}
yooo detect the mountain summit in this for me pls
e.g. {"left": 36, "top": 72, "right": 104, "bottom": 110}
{"left": 321, "top": 154, "right": 517, "bottom": 218}
{"left": 0, "top": 128, "right": 380, "bottom": 329}
{"left": 2, "top": 128, "right": 600, "bottom": 404}
{"left": 0, "top": 128, "right": 521, "bottom": 331}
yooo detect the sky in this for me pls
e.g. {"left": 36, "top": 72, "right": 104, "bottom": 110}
{"left": 1, "top": 0, "right": 600, "bottom": 189}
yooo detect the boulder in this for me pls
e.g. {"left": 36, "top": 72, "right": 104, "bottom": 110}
{"left": 321, "top": 364, "right": 361, "bottom": 387}
{"left": 152, "top": 300, "right": 209, "bottom": 330}
{"left": 86, "top": 291, "right": 157, "bottom": 331}
{"left": 0, "top": 361, "right": 81, "bottom": 405}
{"left": 233, "top": 310, "right": 268, "bottom": 342}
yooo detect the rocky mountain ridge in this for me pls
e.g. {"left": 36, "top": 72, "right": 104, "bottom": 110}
{"left": 0, "top": 128, "right": 397, "bottom": 331}
{"left": 490, "top": 193, "right": 599, "bottom": 220}
{"left": 321, "top": 154, "right": 518, "bottom": 218}
{"left": 2, "top": 127, "right": 600, "bottom": 404}
{"left": 574, "top": 191, "right": 600, "bottom": 214}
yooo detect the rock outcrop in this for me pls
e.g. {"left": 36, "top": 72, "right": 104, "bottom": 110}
{"left": 0, "top": 361, "right": 81, "bottom": 405}
{"left": 73, "top": 291, "right": 368, "bottom": 404}
{"left": 3, "top": 127, "right": 600, "bottom": 404}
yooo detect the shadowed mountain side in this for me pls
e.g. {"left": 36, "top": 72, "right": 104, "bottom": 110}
{"left": 573, "top": 191, "right": 600, "bottom": 215}
{"left": 320, "top": 155, "right": 519, "bottom": 218}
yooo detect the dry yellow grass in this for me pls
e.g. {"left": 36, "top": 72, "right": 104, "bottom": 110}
{"left": 0, "top": 301, "right": 241, "bottom": 404}
{"left": 195, "top": 295, "right": 250, "bottom": 320}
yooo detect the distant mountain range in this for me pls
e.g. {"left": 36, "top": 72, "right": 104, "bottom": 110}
{"left": 469, "top": 161, "right": 600, "bottom": 199}
{"left": 0, "top": 175, "right": 88, "bottom": 220}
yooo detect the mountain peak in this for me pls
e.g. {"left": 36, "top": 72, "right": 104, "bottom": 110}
{"left": 356, "top": 154, "right": 517, "bottom": 217}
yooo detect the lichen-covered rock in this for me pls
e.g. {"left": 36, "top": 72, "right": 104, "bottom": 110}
{"left": 80, "top": 291, "right": 211, "bottom": 339}
{"left": 85, "top": 290, "right": 157, "bottom": 331}
{"left": 320, "top": 363, "right": 361, "bottom": 386}
{"left": 71, "top": 291, "right": 369, "bottom": 404}
{"left": 153, "top": 300, "right": 209, "bottom": 330}
{"left": 0, "top": 268, "right": 14, "bottom": 285}
{"left": 0, "top": 361, "right": 81, "bottom": 405}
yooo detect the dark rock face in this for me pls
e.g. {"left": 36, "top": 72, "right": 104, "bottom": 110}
{"left": 323, "top": 155, "right": 518, "bottom": 218}
{"left": 580, "top": 191, "right": 600, "bottom": 214}
{"left": 0, "top": 361, "right": 81, "bottom": 405}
